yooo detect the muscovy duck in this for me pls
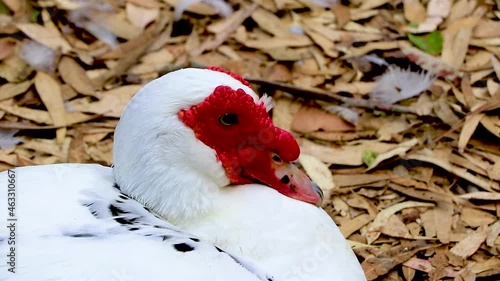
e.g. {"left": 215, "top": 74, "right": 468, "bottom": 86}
{"left": 0, "top": 67, "right": 366, "bottom": 281}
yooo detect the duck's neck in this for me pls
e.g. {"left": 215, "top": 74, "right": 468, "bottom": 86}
{"left": 113, "top": 115, "right": 230, "bottom": 225}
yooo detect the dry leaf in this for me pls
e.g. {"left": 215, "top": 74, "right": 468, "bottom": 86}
{"left": 126, "top": 3, "right": 159, "bottom": 29}
{"left": 34, "top": 72, "right": 67, "bottom": 143}
{"left": 407, "top": 148, "right": 499, "bottom": 192}
{"left": 16, "top": 23, "right": 72, "bottom": 53}
{"left": 448, "top": 225, "right": 490, "bottom": 266}
{"left": 403, "top": 0, "right": 427, "bottom": 23}
{"left": 299, "top": 153, "right": 336, "bottom": 199}
{"left": 366, "top": 138, "right": 419, "bottom": 170}
{"left": 300, "top": 138, "right": 399, "bottom": 166}
{"left": 0, "top": 38, "right": 16, "bottom": 60}
{"left": 339, "top": 213, "right": 373, "bottom": 238}
{"left": 0, "top": 81, "right": 32, "bottom": 101}
{"left": 292, "top": 105, "right": 354, "bottom": 133}
{"left": 458, "top": 113, "right": 484, "bottom": 153}
{"left": 58, "top": 57, "right": 97, "bottom": 97}
{"left": 69, "top": 85, "right": 142, "bottom": 117}
{"left": 460, "top": 207, "right": 497, "bottom": 227}
{"left": 366, "top": 201, "right": 434, "bottom": 244}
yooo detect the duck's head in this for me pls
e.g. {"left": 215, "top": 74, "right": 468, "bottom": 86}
{"left": 113, "top": 67, "right": 322, "bottom": 223}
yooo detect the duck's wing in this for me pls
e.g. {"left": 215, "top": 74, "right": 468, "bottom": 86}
{"left": 0, "top": 164, "right": 277, "bottom": 281}
{"left": 185, "top": 185, "right": 368, "bottom": 281}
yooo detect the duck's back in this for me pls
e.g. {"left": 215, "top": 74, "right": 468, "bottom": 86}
{"left": 0, "top": 164, "right": 276, "bottom": 281}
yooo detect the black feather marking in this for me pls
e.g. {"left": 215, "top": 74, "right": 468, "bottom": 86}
{"left": 109, "top": 204, "right": 134, "bottom": 225}
{"left": 173, "top": 243, "right": 194, "bottom": 252}
{"left": 119, "top": 193, "right": 128, "bottom": 200}
{"left": 143, "top": 206, "right": 151, "bottom": 212}
{"left": 113, "top": 182, "right": 121, "bottom": 190}
{"left": 189, "top": 237, "right": 200, "bottom": 242}
{"left": 82, "top": 202, "right": 94, "bottom": 208}
{"left": 215, "top": 246, "right": 224, "bottom": 253}
{"left": 129, "top": 227, "right": 140, "bottom": 231}
{"left": 67, "top": 233, "right": 97, "bottom": 238}
{"left": 161, "top": 235, "right": 172, "bottom": 241}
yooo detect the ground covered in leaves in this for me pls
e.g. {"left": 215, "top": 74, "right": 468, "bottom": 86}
{"left": 0, "top": 0, "right": 499, "bottom": 280}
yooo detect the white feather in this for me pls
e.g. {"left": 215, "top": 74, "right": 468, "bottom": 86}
{"left": 370, "top": 66, "right": 435, "bottom": 104}
{"left": 324, "top": 105, "right": 359, "bottom": 125}
{"left": 288, "top": 24, "right": 305, "bottom": 36}
{"left": 259, "top": 94, "right": 274, "bottom": 112}
{"left": 0, "top": 164, "right": 277, "bottom": 281}
{"left": 174, "top": 0, "right": 233, "bottom": 20}
{"left": 0, "top": 129, "right": 23, "bottom": 149}
{"left": 360, "top": 54, "right": 389, "bottom": 66}
{"left": 308, "top": 0, "right": 339, "bottom": 7}
{"left": 68, "top": 3, "right": 118, "bottom": 49}
{"left": 19, "top": 40, "right": 57, "bottom": 72}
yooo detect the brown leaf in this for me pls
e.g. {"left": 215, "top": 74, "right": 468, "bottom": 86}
{"left": 16, "top": 23, "right": 72, "bottom": 53}
{"left": 0, "top": 81, "right": 32, "bottom": 101}
{"left": 126, "top": 3, "right": 159, "bottom": 29}
{"left": 69, "top": 85, "right": 143, "bottom": 117}
{"left": 448, "top": 225, "right": 490, "bottom": 266}
{"left": 407, "top": 148, "right": 500, "bottom": 192}
{"left": 299, "top": 138, "right": 399, "bottom": 166}
{"left": 381, "top": 214, "right": 412, "bottom": 239}
{"left": 292, "top": 105, "right": 354, "bottom": 133}
{"left": 460, "top": 207, "right": 497, "bottom": 227}
{"left": 298, "top": 153, "right": 336, "bottom": 198}
{"left": 35, "top": 72, "right": 67, "bottom": 143}
{"left": 403, "top": 0, "right": 427, "bottom": 23}
{"left": 366, "top": 201, "right": 434, "bottom": 244}
{"left": 58, "top": 57, "right": 97, "bottom": 97}
{"left": 0, "top": 38, "right": 16, "bottom": 60}
{"left": 362, "top": 241, "right": 430, "bottom": 280}
{"left": 332, "top": 4, "right": 351, "bottom": 27}
{"left": 429, "top": 247, "right": 449, "bottom": 281}
{"left": 339, "top": 213, "right": 373, "bottom": 238}
{"left": 458, "top": 113, "right": 483, "bottom": 153}
{"left": 250, "top": 7, "right": 292, "bottom": 37}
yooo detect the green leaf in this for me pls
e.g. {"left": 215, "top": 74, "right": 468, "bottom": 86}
{"left": 407, "top": 31, "right": 443, "bottom": 56}
{"left": 30, "top": 9, "right": 40, "bottom": 23}
{"left": 0, "top": 0, "right": 10, "bottom": 15}
{"left": 362, "top": 150, "right": 378, "bottom": 167}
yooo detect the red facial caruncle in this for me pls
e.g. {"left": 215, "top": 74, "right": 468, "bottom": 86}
{"left": 177, "top": 68, "right": 322, "bottom": 206}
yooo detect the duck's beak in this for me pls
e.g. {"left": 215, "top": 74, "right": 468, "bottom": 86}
{"left": 241, "top": 152, "right": 323, "bottom": 207}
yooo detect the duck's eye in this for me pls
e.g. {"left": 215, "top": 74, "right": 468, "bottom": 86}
{"left": 272, "top": 154, "right": 282, "bottom": 164}
{"left": 219, "top": 113, "right": 239, "bottom": 126}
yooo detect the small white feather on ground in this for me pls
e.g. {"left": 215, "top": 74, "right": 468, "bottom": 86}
{"left": 68, "top": 2, "right": 118, "bottom": 49}
{"left": 370, "top": 66, "right": 435, "bottom": 104}
{"left": 0, "top": 129, "right": 24, "bottom": 149}
{"left": 175, "top": 0, "right": 233, "bottom": 20}
{"left": 324, "top": 105, "right": 359, "bottom": 125}
{"left": 19, "top": 40, "right": 58, "bottom": 72}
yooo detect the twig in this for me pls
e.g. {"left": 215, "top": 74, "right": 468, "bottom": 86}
{"left": 245, "top": 77, "right": 421, "bottom": 115}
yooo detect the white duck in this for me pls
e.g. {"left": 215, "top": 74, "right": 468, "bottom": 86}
{"left": 0, "top": 67, "right": 366, "bottom": 281}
